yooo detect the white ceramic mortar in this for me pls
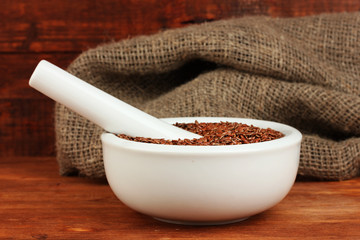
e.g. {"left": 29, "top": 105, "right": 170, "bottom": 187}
{"left": 102, "top": 117, "right": 302, "bottom": 225}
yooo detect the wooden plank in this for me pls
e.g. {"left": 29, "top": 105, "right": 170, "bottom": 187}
{"left": 1, "top": 0, "right": 360, "bottom": 157}
{"left": 0, "top": 53, "right": 76, "bottom": 99}
{"left": 0, "top": 53, "right": 76, "bottom": 156}
{"left": 0, "top": 157, "right": 359, "bottom": 239}
{"left": 0, "top": 0, "right": 262, "bottom": 53}
{"left": 268, "top": 0, "right": 360, "bottom": 17}
{"left": 1, "top": 0, "right": 359, "bottom": 53}
{"left": 0, "top": 99, "right": 55, "bottom": 156}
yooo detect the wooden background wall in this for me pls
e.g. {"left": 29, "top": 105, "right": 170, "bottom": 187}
{"left": 1, "top": 0, "right": 359, "bottom": 158}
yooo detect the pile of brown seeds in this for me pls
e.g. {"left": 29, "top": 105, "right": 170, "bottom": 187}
{"left": 117, "top": 121, "right": 284, "bottom": 145}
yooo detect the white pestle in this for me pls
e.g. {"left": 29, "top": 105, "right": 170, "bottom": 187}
{"left": 29, "top": 60, "right": 201, "bottom": 140}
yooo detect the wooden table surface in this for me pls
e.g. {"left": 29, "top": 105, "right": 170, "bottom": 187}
{"left": 1, "top": 157, "right": 359, "bottom": 239}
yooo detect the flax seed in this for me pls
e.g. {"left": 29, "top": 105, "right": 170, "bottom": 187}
{"left": 117, "top": 121, "right": 284, "bottom": 145}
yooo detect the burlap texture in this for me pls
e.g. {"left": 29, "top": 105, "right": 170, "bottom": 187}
{"left": 55, "top": 12, "right": 360, "bottom": 180}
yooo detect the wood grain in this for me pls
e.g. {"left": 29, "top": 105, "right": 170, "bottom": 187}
{"left": 268, "top": 0, "right": 360, "bottom": 17}
{"left": 0, "top": 53, "right": 74, "bottom": 156}
{"left": 1, "top": 0, "right": 359, "bottom": 53}
{"left": 1, "top": 0, "right": 360, "bottom": 157}
{"left": 0, "top": 157, "right": 359, "bottom": 239}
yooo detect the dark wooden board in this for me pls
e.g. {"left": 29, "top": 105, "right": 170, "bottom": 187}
{"left": 0, "top": 157, "right": 359, "bottom": 239}
{"left": 1, "top": 0, "right": 359, "bottom": 157}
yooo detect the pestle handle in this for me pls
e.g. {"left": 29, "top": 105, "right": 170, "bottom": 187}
{"left": 29, "top": 60, "right": 201, "bottom": 140}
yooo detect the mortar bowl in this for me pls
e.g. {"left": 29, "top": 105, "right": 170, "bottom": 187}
{"left": 101, "top": 117, "right": 302, "bottom": 225}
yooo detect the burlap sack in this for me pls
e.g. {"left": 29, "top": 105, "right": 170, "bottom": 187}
{"left": 55, "top": 12, "right": 360, "bottom": 180}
